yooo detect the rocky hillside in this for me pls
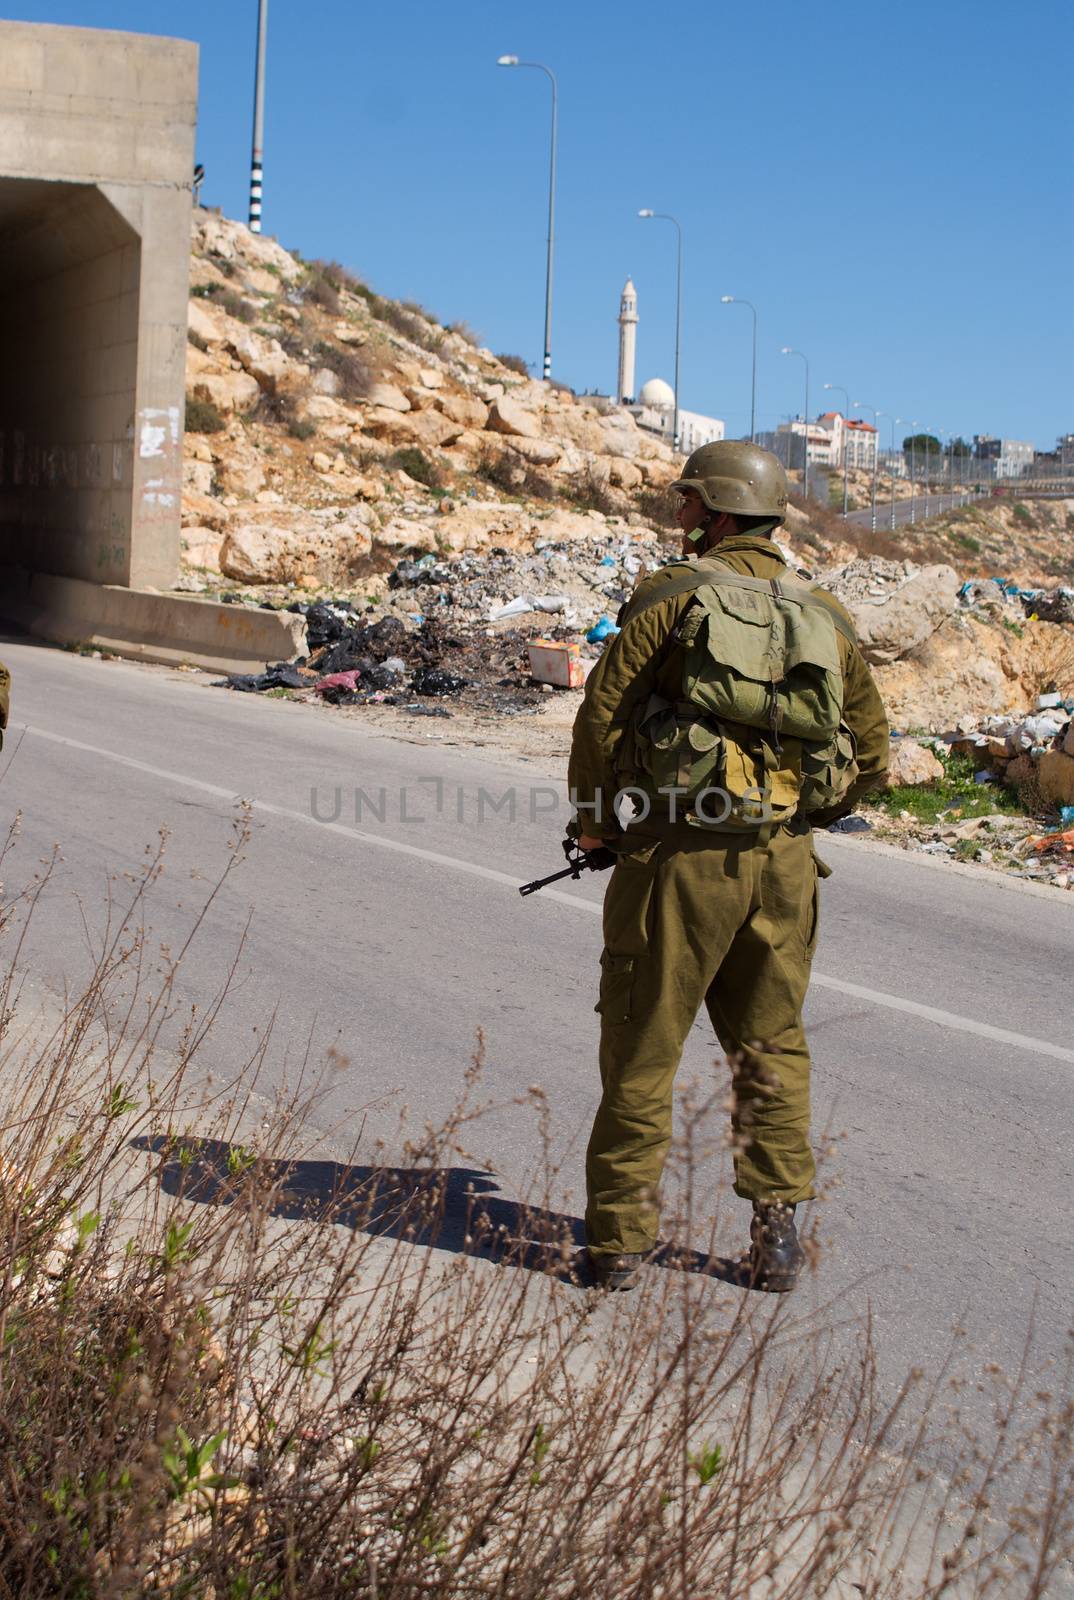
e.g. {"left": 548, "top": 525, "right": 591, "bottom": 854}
{"left": 180, "top": 211, "right": 1073, "bottom": 745}
{"left": 181, "top": 210, "right": 683, "bottom": 593}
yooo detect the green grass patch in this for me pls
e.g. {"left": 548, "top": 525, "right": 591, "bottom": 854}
{"left": 874, "top": 748, "right": 1023, "bottom": 824}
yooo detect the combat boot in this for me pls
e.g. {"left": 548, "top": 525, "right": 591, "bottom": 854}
{"left": 587, "top": 1250, "right": 644, "bottom": 1291}
{"left": 748, "top": 1202, "right": 804, "bottom": 1293}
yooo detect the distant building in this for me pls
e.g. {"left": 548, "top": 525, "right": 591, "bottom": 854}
{"left": 629, "top": 377, "right": 725, "bottom": 453}
{"left": 615, "top": 279, "right": 724, "bottom": 451}
{"left": 812, "top": 412, "right": 878, "bottom": 470}
{"left": 973, "top": 435, "right": 1034, "bottom": 478}
{"left": 1057, "top": 433, "right": 1074, "bottom": 466}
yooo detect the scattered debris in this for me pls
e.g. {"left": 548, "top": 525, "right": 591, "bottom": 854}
{"left": 224, "top": 662, "right": 307, "bottom": 693}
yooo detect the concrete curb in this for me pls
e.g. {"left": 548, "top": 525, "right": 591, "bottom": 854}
{"left": 0, "top": 567, "right": 307, "bottom": 672}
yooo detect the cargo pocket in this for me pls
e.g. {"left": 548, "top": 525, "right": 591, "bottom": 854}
{"left": 595, "top": 952, "right": 635, "bottom": 1024}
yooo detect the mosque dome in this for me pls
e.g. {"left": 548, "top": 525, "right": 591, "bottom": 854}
{"left": 637, "top": 377, "right": 675, "bottom": 409}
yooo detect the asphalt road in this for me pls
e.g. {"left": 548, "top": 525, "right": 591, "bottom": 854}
{"left": 845, "top": 488, "right": 980, "bottom": 528}
{"left": 3, "top": 634, "right": 1073, "bottom": 1472}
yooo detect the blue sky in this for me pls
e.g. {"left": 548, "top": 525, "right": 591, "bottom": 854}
{"left": 9, "top": 0, "right": 1073, "bottom": 447}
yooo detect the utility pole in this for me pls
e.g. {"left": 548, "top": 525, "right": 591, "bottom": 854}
{"left": 823, "top": 383, "right": 851, "bottom": 516}
{"left": 781, "top": 347, "right": 810, "bottom": 500}
{"left": 640, "top": 210, "right": 684, "bottom": 449}
{"left": 722, "top": 296, "right": 758, "bottom": 442}
{"left": 248, "top": 0, "right": 267, "bottom": 233}
{"left": 498, "top": 57, "right": 558, "bottom": 382}
{"left": 854, "top": 401, "right": 880, "bottom": 532}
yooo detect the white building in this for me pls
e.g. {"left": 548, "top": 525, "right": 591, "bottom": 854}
{"left": 629, "top": 378, "right": 725, "bottom": 452}
{"left": 778, "top": 416, "right": 840, "bottom": 468}
{"left": 616, "top": 281, "right": 724, "bottom": 451}
{"left": 616, "top": 278, "right": 638, "bottom": 404}
{"left": 813, "top": 411, "right": 878, "bottom": 470}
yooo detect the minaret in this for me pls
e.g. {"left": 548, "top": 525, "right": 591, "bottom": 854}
{"left": 617, "top": 277, "right": 638, "bottom": 405}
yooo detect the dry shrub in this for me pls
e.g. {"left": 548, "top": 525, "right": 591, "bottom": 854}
{"left": 184, "top": 398, "right": 226, "bottom": 435}
{"left": 1027, "top": 625, "right": 1074, "bottom": 697}
{"left": 0, "top": 820, "right": 1071, "bottom": 1597}
{"left": 567, "top": 458, "right": 621, "bottom": 517}
{"left": 314, "top": 340, "right": 376, "bottom": 403}
{"left": 389, "top": 446, "right": 442, "bottom": 489}
{"left": 495, "top": 353, "right": 530, "bottom": 377}
{"left": 635, "top": 483, "right": 679, "bottom": 530}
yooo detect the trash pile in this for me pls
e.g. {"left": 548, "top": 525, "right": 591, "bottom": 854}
{"left": 868, "top": 694, "right": 1074, "bottom": 889}
{"left": 958, "top": 577, "right": 1074, "bottom": 625}
{"left": 215, "top": 534, "right": 668, "bottom": 718}
{"left": 379, "top": 533, "right": 660, "bottom": 631}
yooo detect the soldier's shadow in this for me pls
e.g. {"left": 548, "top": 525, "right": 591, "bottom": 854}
{"left": 131, "top": 1136, "right": 748, "bottom": 1289}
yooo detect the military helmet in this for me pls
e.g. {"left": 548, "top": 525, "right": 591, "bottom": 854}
{"left": 669, "top": 440, "right": 789, "bottom": 524}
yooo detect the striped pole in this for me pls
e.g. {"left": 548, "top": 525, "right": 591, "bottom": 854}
{"left": 248, "top": 0, "right": 267, "bottom": 233}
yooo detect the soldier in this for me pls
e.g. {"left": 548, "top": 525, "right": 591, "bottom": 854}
{"left": 568, "top": 441, "right": 888, "bottom": 1292}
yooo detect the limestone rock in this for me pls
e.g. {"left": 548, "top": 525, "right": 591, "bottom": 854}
{"left": 365, "top": 381, "right": 411, "bottom": 413}
{"left": 502, "top": 435, "right": 562, "bottom": 466}
{"left": 182, "top": 457, "right": 215, "bottom": 496}
{"left": 181, "top": 492, "right": 230, "bottom": 533}
{"left": 180, "top": 528, "right": 224, "bottom": 570}
{"left": 220, "top": 505, "right": 375, "bottom": 585}
{"left": 228, "top": 329, "right": 295, "bottom": 393}
{"left": 885, "top": 739, "right": 945, "bottom": 787}
{"left": 216, "top": 455, "right": 266, "bottom": 498}
{"left": 486, "top": 395, "right": 539, "bottom": 439}
{"left": 189, "top": 370, "right": 260, "bottom": 415}
{"left": 188, "top": 298, "right": 222, "bottom": 345}
{"left": 596, "top": 409, "right": 642, "bottom": 458}
{"left": 844, "top": 565, "right": 961, "bottom": 664}
{"left": 1038, "top": 750, "right": 1074, "bottom": 806}
{"left": 311, "top": 367, "right": 342, "bottom": 398}
{"left": 436, "top": 392, "right": 489, "bottom": 431}
{"left": 607, "top": 456, "right": 643, "bottom": 490}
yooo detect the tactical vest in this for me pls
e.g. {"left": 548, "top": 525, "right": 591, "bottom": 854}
{"left": 622, "top": 558, "right": 859, "bottom": 830}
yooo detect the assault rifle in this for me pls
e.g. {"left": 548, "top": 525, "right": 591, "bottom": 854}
{"left": 519, "top": 836, "right": 617, "bottom": 897}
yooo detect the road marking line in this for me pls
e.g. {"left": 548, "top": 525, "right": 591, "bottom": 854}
{"left": 21, "top": 724, "right": 1074, "bottom": 1067}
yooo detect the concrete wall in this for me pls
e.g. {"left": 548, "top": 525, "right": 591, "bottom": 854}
{"left": 0, "top": 22, "right": 197, "bottom": 591}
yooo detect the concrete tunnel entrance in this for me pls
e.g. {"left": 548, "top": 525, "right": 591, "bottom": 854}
{"left": 0, "top": 20, "right": 198, "bottom": 596}
{"left": 0, "top": 177, "right": 141, "bottom": 586}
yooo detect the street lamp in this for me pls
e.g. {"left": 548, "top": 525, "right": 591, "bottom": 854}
{"left": 853, "top": 401, "right": 880, "bottom": 533}
{"left": 639, "top": 209, "right": 683, "bottom": 450}
{"left": 721, "top": 295, "right": 757, "bottom": 442}
{"left": 905, "top": 419, "right": 919, "bottom": 525}
{"left": 248, "top": 0, "right": 268, "bottom": 233}
{"left": 887, "top": 416, "right": 901, "bottom": 530}
{"left": 823, "top": 382, "right": 851, "bottom": 515}
{"left": 498, "top": 55, "right": 558, "bottom": 383}
{"left": 781, "top": 348, "right": 810, "bottom": 500}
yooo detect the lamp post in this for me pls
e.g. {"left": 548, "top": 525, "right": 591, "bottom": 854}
{"left": 921, "top": 427, "right": 932, "bottom": 520}
{"left": 888, "top": 416, "right": 901, "bottom": 529}
{"left": 639, "top": 209, "right": 683, "bottom": 449}
{"left": 721, "top": 295, "right": 757, "bottom": 442}
{"left": 823, "top": 382, "right": 851, "bottom": 515}
{"left": 498, "top": 56, "right": 558, "bottom": 383}
{"left": 853, "top": 401, "right": 880, "bottom": 532}
{"left": 780, "top": 347, "right": 810, "bottom": 500}
{"left": 248, "top": 0, "right": 268, "bottom": 233}
{"left": 905, "top": 420, "right": 919, "bottom": 525}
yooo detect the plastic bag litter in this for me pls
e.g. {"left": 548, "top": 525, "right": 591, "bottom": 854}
{"left": 225, "top": 662, "right": 307, "bottom": 693}
{"left": 411, "top": 667, "right": 466, "bottom": 696}
{"left": 586, "top": 616, "right": 620, "bottom": 643}
{"left": 827, "top": 815, "right": 872, "bottom": 833}
{"left": 315, "top": 670, "right": 362, "bottom": 695}
{"left": 290, "top": 599, "right": 360, "bottom": 650}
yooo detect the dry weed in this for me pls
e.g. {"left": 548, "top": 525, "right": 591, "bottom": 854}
{"left": 0, "top": 822, "right": 1069, "bottom": 1597}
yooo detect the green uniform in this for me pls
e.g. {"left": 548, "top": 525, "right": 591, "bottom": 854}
{"left": 568, "top": 534, "right": 889, "bottom": 1258}
{"left": 0, "top": 658, "right": 9, "bottom": 747}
